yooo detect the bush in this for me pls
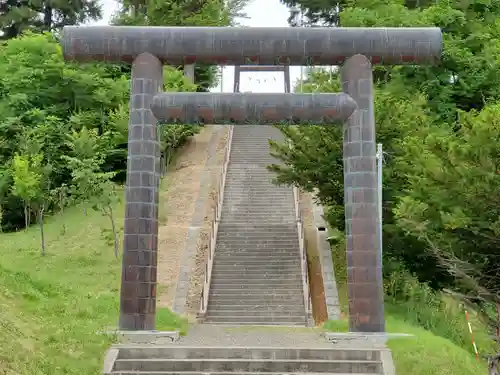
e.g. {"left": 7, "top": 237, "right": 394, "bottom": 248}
{"left": 384, "top": 264, "right": 495, "bottom": 355}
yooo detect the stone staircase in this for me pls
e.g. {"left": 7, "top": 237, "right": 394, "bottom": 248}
{"left": 202, "top": 125, "right": 307, "bottom": 325}
{"left": 105, "top": 325, "right": 389, "bottom": 375}
{"left": 110, "top": 345, "right": 383, "bottom": 374}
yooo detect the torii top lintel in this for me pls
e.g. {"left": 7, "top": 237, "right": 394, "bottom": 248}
{"left": 61, "top": 26, "right": 442, "bottom": 66}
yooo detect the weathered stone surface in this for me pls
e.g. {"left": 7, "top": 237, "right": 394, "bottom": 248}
{"left": 120, "top": 52, "right": 163, "bottom": 331}
{"left": 341, "top": 54, "right": 384, "bottom": 333}
{"left": 151, "top": 93, "right": 357, "bottom": 125}
{"left": 62, "top": 26, "right": 442, "bottom": 65}
{"left": 238, "top": 65, "right": 289, "bottom": 71}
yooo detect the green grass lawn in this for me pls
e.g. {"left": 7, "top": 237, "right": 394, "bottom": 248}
{"left": 325, "top": 242, "right": 492, "bottom": 375}
{"left": 0, "top": 199, "right": 188, "bottom": 375}
{"left": 324, "top": 316, "right": 486, "bottom": 375}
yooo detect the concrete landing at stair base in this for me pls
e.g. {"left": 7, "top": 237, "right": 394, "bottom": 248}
{"left": 102, "top": 325, "right": 396, "bottom": 375}
{"left": 104, "top": 330, "right": 180, "bottom": 344}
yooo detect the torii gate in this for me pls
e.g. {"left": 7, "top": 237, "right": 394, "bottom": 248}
{"left": 61, "top": 26, "right": 442, "bottom": 333}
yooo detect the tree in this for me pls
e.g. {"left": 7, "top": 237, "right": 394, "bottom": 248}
{"left": 338, "top": 0, "right": 500, "bottom": 123}
{"left": 10, "top": 152, "right": 51, "bottom": 255}
{"left": 50, "top": 183, "right": 70, "bottom": 235}
{"left": 393, "top": 103, "right": 500, "bottom": 320}
{"left": 0, "top": 0, "right": 101, "bottom": 39}
{"left": 63, "top": 127, "right": 121, "bottom": 257}
{"left": 0, "top": 32, "right": 203, "bottom": 232}
{"left": 0, "top": 169, "right": 9, "bottom": 232}
{"left": 0, "top": 33, "right": 127, "bottom": 230}
{"left": 269, "top": 70, "right": 453, "bottom": 287}
{"left": 281, "top": 0, "right": 500, "bottom": 125}
{"left": 112, "top": 0, "right": 248, "bottom": 91}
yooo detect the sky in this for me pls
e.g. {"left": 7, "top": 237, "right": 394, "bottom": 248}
{"left": 90, "top": 0, "right": 304, "bottom": 93}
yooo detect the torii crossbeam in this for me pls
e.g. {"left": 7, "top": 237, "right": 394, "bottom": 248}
{"left": 61, "top": 25, "right": 442, "bottom": 333}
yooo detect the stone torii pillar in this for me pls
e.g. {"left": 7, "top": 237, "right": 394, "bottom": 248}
{"left": 61, "top": 26, "right": 442, "bottom": 332}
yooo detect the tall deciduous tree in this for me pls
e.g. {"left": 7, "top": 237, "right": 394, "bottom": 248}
{"left": 0, "top": 0, "right": 101, "bottom": 39}
{"left": 112, "top": 0, "right": 248, "bottom": 91}
{"left": 63, "top": 127, "right": 121, "bottom": 257}
{"left": 10, "top": 152, "right": 51, "bottom": 255}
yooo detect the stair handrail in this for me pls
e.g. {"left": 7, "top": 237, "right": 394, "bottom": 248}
{"left": 199, "top": 125, "right": 234, "bottom": 316}
{"left": 292, "top": 186, "right": 313, "bottom": 319}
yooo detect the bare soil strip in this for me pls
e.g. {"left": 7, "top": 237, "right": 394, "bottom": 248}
{"left": 157, "top": 126, "right": 228, "bottom": 309}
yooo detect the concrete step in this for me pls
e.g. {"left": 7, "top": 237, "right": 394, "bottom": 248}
{"left": 219, "top": 222, "right": 297, "bottom": 226}
{"left": 206, "top": 307, "right": 305, "bottom": 315}
{"left": 209, "top": 289, "right": 304, "bottom": 296}
{"left": 213, "top": 252, "right": 300, "bottom": 257}
{"left": 223, "top": 180, "right": 288, "bottom": 184}
{"left": 228, "top": 158, "right": 280, "bottom": 163}
{"left": 215, "top": 235, "right": 299, "bottom": 241}
{"left": 210, "top": 273, "right": 302, "bottom": 279}
{"left": 220, "top": 222, "right": 296, "bottom": 228}
{"left": 212, "top": 264, "right": 301, "bottom": 272}
{"left": 206, "top": 303, "right": 304, "bottom": 309}
{"left": 203, "top": 315, "right": 308, "bottom": 322}
{"left": 219, "top": 219, "right": 296, "bottom": 223}
{"left": 224, "top": 175, "right": 281, "bottom": 180}
{"left": 222, "top": 188, "right": 291, "bottom": 192}
{"left": 205, "top": 308, "right": 306, "bottom": 316}
{"left": 210, "top": 272, "right": 301, "bottom": 279}
{"left": 213, "top": 254, "right": 300, "bottom": 260}
{"left": 113, "top": 372, "right": 378, "bottom": 375}
{"left": 223, "top": 189, "right": 291, "bottom": 194}
{"left": 208, "top": 300, "right": 304, "bottom": 308}
{"left": 215, "top": 239, "right": 299, "bottom": 244}
{"left": 213, "top": 257, "right": 300, "bottom": 261}
{"left": 216, "top": 232, "right": 298, "bottom": 239}
{"left": 222, "top": 195, "right": 293, "bottom": 200}
{"left": 202, "top": 322, "right": 308, "bottom": 326}
{"left": 207, "top": 295, "right": 304, "bottom": 303}
{"left": 215, "top": 242, "right": 299, "bottom": 248}
{"left": 206, "top": 288, "right": 302, "bottom": 300}
{"left": 210, "top": 276, "right": 302, "bottom": 283}
{"left": 206, "top": 302, "right": 303, "bottom": 310}
{"left": 220, "top": 205, "right": 295, "bottom": 210}
{"left": 203, "top": 316, "right": 308, "bottom": 325}
{"left": 217, "top": 224, "right": 297, "bottom": 231}
{"left": 116, "top": 347, "right": 381, "bottom": 361}
{"left": 213, "top": 255, "right": 300, "bottom": 260}
{"left": 114, "top": 358, "right": 377, "bottom": 372}
{"left": 213, "top": 260, "right": 300, "bottom": 266}
{"left": 208, "top": 293, "right": 304, "bottom": 301}
{"left": 212, "top": 256, "right": 301, "bottom": 262}
{"left": 225, "top": 171, "right": 280, "bottom": 174}
{"left": 210, "top": 281, "right": 303, "bottom": 288}
{"left": 214, "top": 245, "right": 300, "bottom": 252}
{"left": 212, "top": 264, "right": 301, "bottom": 270}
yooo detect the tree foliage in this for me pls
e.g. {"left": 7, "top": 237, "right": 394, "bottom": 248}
{"left": 271, "top": 0, "right": 500, "bottom": 325}
{"left": 112, "top": 0, "right": 248, "bottom": 91}
{"left": 0, "top": 30, "right": 204, "bottom": 233}
{"left": 0, "top": 0, "right": 101, "bottom": 39}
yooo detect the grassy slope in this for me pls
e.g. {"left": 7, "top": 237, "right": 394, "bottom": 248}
{"left": 324, "top": 242, "right": 490, "bottom": 375}
{"left": 0, "top": 190, "right": 493, "bottom": 375}
{"left": 0, "top": 195, "right": 187, "bottom": 375}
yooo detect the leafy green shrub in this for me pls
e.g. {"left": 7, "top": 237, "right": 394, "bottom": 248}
{"left": 384, "top": 264, "right": 495, "bottom": 355}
